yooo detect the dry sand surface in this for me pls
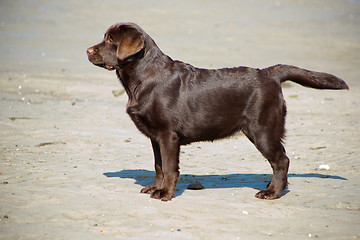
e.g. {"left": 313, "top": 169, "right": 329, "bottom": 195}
{"left": 1, "top": 0, "right": 360, "bottom": 239}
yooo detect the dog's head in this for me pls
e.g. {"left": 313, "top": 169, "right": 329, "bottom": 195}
{"left": 87, "top": 23, "right": 145, "bottom": 70}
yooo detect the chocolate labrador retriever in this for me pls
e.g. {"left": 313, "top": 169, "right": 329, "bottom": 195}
{"left": 87, "top": 22, "right": 348, "bottom": 201}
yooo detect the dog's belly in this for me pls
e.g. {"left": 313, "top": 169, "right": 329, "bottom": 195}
{"left": 175, "top": 97, "right": 249, "bottom": 144}
{"left": 178, "top": 120, "right": 244, "bottom": 144}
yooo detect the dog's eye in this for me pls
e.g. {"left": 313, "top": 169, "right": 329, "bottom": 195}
{"left": 106, "top": 35, "right": 113, "bottom": 43}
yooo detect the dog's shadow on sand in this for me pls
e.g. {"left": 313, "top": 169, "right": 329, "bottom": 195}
{"left": 104, "top": 169, "right": 347, "bottom": 198}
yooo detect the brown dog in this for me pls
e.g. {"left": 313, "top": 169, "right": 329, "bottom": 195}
{"left": 87, "top": 22, "right": 348, "bottom": 201}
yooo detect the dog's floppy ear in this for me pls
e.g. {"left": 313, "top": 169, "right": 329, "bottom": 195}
{"left": 116, "top": 25, "right": 145, "bottom": 61}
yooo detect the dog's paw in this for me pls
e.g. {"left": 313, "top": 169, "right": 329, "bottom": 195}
{"left": 150, "top": 189, "right": 173, "bottom": 201}
{"left": 140, "top": 186, "right": 157, "bottom": 194}
{"left": 255, "top": 189, "right": 280, "bottom": 200}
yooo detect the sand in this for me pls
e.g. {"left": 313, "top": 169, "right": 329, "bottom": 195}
{"left": 0, "top": 0, "right": 359, "bottom": 239}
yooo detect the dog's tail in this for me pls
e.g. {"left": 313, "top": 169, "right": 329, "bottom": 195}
{"left": 264, "top": 64, "right": 349, "bottom": 90}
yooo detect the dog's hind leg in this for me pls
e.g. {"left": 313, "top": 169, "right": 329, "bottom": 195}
{"left": 255, "top": 143, "right": 289, "bottom": 200}
{"left": 243, "top": 125, "right": 289, "bottom": 199}
{"left": 242, "top": 100, "right": 289, "bottom": 199}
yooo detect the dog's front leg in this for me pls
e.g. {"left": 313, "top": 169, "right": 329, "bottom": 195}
{"left": 150, "top": 131, "right": 180, "bottom": 201}
{"left": 141, "top": 140, "right": 163, "bottom": 194}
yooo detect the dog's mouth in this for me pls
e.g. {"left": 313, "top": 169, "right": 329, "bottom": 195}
{"left": 105, "top": 65, "right": 115, "bottom": 70}
{"left": 93, "top": 63, "right": 115, "bottom": 71}
{"left": 88, "top": 55, "right": 115, "bottom": 71}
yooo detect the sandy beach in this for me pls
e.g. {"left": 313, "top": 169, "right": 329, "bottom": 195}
{"left": 1, "top": 0, "right": 359, "bottom": 239}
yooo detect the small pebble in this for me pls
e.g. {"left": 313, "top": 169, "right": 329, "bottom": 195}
{"left": 319, "top": 164, "right": 330, "bottom": 170}
{"left": 187, "top": 183, "right": 204, "bottom": 190}
{"left": 112, "top": 89, "right": 125, "bottom": 97}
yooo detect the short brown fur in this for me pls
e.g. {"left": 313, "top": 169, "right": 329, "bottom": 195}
{"left": 87, "top": 22, "right": 348, "bottom": 201}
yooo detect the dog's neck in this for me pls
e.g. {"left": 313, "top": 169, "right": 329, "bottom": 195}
{"left": 115, "top": 42, "right": 171, "bottom": 103}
